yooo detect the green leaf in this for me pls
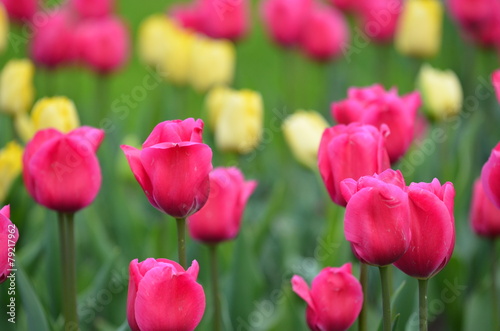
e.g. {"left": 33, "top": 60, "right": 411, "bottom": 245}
{"left": 17, "top": 265, "right": 51, "bottom": 331}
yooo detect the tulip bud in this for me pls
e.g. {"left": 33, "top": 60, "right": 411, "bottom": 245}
{"left": 70, "top": 0, "right": 114, "bottom": 19}
{"left": 481, "top": 142, "right": 500, "bottom": 209}
{"left": 0, "top": 59, "right": 35, "bottom": 116}
{"left": 127, "top": 258, "right": 205, "bottom": 331}
{"left": 358, "top": 0, "right": 403, "bottom": 43}
{"left": 341, "top": 169, "right": 411, "bottom": 266}
{"left": 23, "top": 127, "right": 105, "bottom": 212}
{"left": 137, "top": 15, "right": 177, "bottom": 68}
{"left": 417, "top": 64, "right": 463, "bottom": 120}
{"left": 197, "top": 0, "right": 249, "bottom": 41}
{"left": 1, "top": 0, "right": 36, "bottom": 22}
{"left": 291, "top": 263, "right": 363, "bottom": 331}
{"left": 0, "top": 4, "right": 8, "bottom": 54}
{"left": 394, "top": 179, "right": 455, "bottom": 279}
{"left": 0, "top": 142, "right": 23, "bottom": 203}
{"left": 188, "top": 167, "right": 257, "bottom": 243}
{"left": 493, "top": 69, "right": 500, "bottom": 104}
{"left": 395, "top": 0, "right": 443, "bottom": 58}
{"left": 282, "top": 110, "right": 329, "bottom": 170}
{"left": 161, "top": 25, "right": 195, "bottom": 86}
{"left": 0, "top": 205, "right": 18, "bottom": 283}
{"left": 31, "top": 97, "right": 80, "bottom": 134}
{"left": 318, "top": 123, "right": 391, "bottom": 206}
{"left": 471, "top": 179, "right": 500, "bottom": 238}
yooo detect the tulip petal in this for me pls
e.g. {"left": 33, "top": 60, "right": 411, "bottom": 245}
{"left": 291, "top": 275, "right": 314, "bottom": 308}
{"left": 0, "top": 205, "right": 9, "bottom": 218}
{"left": 143, "top": 118, "right": 204, "bottom": 147}
{"left": 68, "top": 126, "right": 105, "bottom": 152}
{"left": 481, "top": 143, "right": 500, "bottom": 209}
{"left": 186, "top": 260, "right": 200, "bottom": 280}
{"left": 127, "top": 259, "right": 141, "bottom": 331}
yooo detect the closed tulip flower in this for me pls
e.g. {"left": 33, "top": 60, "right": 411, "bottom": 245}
{"left": 358, "top": 0, "right": 402, "bottom": 43}
{"left": 70, "top": 0, "right": 113, "bottom": 19}
{"left": 493, "top": 70, "right": 500, "bottom": 103}
{"left": 481, "top": 142, "right": 500, "bottom": 209}
{"left": 121, "top": 119, "right": 213, "bottom": 218}
{"left": 0, "top": 205, "right": 18, "bottom": 283}
{"left": 0, "top": 59, "right": 35, "bottom": 117}
{"left": 0, "top": 4, "right": 8, "bottom": 54}
{"left": 137, "top": 15, "right": 177, "bottom": 68}
{"left": 170, "top": 3, "right": 205, "bottom": 32}
{"left": 161, "top": 25, "right": 195, "bottom": 86}
{"left": 127, "top": 258, "right": 205, "bottom": 331}
{"left": 291, "top": 263, "right": 363, "bottom": 331}
{"left": 32, "top": 97, "right": 80, "bottom": 133}
{"left": 282, "top": 111, "right": 329, "bottom": 169}
{"left": 394, "top": 179, "right": 455, "bottom": 279}
{"left": 331, "top": 84, "right": 421, "bottom": 163}
{"left": 0, "top": 0, "right": 36, "bottom": 22}
{"left": 318, "top": 123, "right": 391, "bottom": 206}
{"left": 471, "top": 179, "right": 500, "bottom": 238}
{"left": 341, "top": 169, "right": 411, "bottom": 266}
{"left": 0, "top": 142, "right": 23, "bottom": 203}
{"left": 189, "top": 36, "right": 235, "bottom": 92}
{"left": 417, "top": 64, "right": 463, "bottom": 120}
{"left": 395, "top": 0, "right": 443, "bottom": 58}
{"left": 188, "top": 167, "right": 257, "bottom": 243}
{"left": 23, "top": 127, "right": 105, "bottom": 212}
{"left": 300, "top": 5, "right": 349, "bottom": 61}
{"left": 197, "top": 0, "right": 249, "bottom": 41}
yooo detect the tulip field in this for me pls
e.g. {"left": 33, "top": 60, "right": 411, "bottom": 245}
{"left": 1, "top": 0, "right": 500, "bottom": 330}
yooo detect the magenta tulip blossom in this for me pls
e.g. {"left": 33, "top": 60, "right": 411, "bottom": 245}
{"left": 198, "top": 0, "right": 249, "bottom": 41}
{"left": 70, "top": 0, "right": 114, "bottom": 19}
{"left": 127, "top": 258, "right": 206, "bottom": 331}
{"left": 318, "top": 123, "right": 391, "bottom": 206}
{"left": 493, "top": 70, "right": 500, "bottom": 103}
{"left": 1, "top": 0, "right": 37, "bottom": 22}
{"left": 341, "top": 169, "right": 411, "bottom": 266}
{"left": 394, "top": 179, "right": 455, "bottom": 279}
{"left": 188, "top": 167, "right": 257, "bottom": 243}
{"left": 121, "top": 118, "right": 213, "bottom": 219}
{"left": 358, "top": 0, "right": 402, "bottom": 43}
{"left": 481, "top": 142, "right": 500, "bottom": 209}
{"left": 23, "top": 127, "right": 105, "bottom": 213}
{"left": 471, "top": 178, "right": 500, "bottom": 238}
{"left": 0, "top": 206, "right": 18, "bottom": 283}
{"left": 292, "top": 263, "right": 363, "bottom": 331}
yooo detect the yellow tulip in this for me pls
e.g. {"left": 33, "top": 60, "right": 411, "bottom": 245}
{"left": 0, "top": 3, "right": 9, "bottom": 54}
{"left": 31, "top": 97, "right": 80, "bottom": 133}
{"left": 14, "top": 113, "right": 35, "bottom": 142}
{"left": 395, "top": 0, "right": 443, "bottom": 58}
{"left": 161, "top": 25, "right": 195, "bottom": 86}
{"left": 417, "top": 64, "right": 463, "bottom": 120}
{"left": 138, "top": 15, "right": 177, "bottom": 68}
{"left": 0, "top": 59, "right": 35, "bottom": 116}
{"left": 189, "top": 36, "right": 235, "bottom": 92}
{"left": 0, "top": 141, "right": 23, "bottom": 203}
{"left": 205, "top": 86, "right": 232, "bottom": 130}
{"left": 282, "top": 111, "right": 329, "bottom": 169}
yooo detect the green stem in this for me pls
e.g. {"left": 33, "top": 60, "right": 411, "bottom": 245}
{"left": 57, "top": 213, "right": 69, "bottom": 324}
{"left": 359, "top": 263, "right": 368, "bottom": 331}
{"left": 492, "top": 240, "right": 499, "bottom": 331}
{"left": 379, "top": 266, "right": 392, "bottom": 331}
{"left": 176, "top": 218, "right": 187, "bottom": 268}
{"left": 209, "top": 244, "right": 222, "bottom": 331}
{"left": 418, "top": 279, "right": 428, "bottom": 331}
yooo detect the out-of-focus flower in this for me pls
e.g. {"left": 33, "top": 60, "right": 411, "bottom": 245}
{"left": 30, "top": 97, "right": 80, "bottom": 134}
{"left": 170, "top": 3, "right": 204, "bottom": 31}
{"left": 0, "top": 59, "right": 35, "bottom": 116}
{"left": 161, "top": 25, "right": 195, "bottom": 86}
{"left": 0, "top": 142, "right": 23, "bottom": 203}
{"left": 188, "top": 167, "right": 257, "bottom": 243}
{"left": 0, "top": 0, "right": 36, "bottom": 22}
{"left": 23, "top": 127, "right": 105, "bottom": 212}
{"left": 198, "top": 0, "right": 249, "bottom": 41}
{"left": 395, "top": 0, "right": 443, "bottom": 58}
{"left": 481, "top": 142, "right": 500, "bottom": 209}
{"left": 127, "top": 258, "right": 205, "bottom": 331}
{"left": 0, "top": 206, "right": 18, "bottom": 284}
{"left": 341, "top": 169, "right": 411, "bottom": 266}
{"left": 493, "top": 69, "right": 500, "bottom": 103}
{"left": 0, "top": 4, "right": 8, "bottom": 54}
{"left": 394, "top": 179, "right": 455, "bottom": 279}
{"left": 300, "top": 5, "right": 349, "bottom": 61}
{"left": 137, "top": 14, "right": 177, "bottom": 68}
{"left": 121, "top": 119, "right": 213, "bottom": 218}
{"left": 282, "top": 111, "right": 329, "bottom": 169}
{"left": 331, "top": 84, "right": 421, "bottom": 163}
{"left": 328, "top": 0, "right": 360, "bottom": 12}
{"left": 189, "top": 36, "right": 235, "bottom": 92}
{"left": 70, "top": 0, "right": 114, "bottom": 19}
{"left": 471, "top": 178, "right": 500, "bottom": 238}
{"left": 358, "top": 0, "right": 402, "bottom": 43}
{"left": 291, "top": 263, "right": 363, "bottom": 331}
{"left": 417, "top": 64, "right": 463, "bottom": 120}
{"left": 206, "top": 87, "right": 263, "bottom": 154}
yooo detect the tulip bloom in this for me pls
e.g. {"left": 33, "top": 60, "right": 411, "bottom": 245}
{"left": 127, "top": 258, "right": 206, "bottom": 331}
{"left": 0, "top": 0, "right": 36, "bottom": 22}
{"left": 394, "top": 179, "right": 455, "bottom": 279}
{"left": 493, "top": 70, "right": 500, "bottom": 104}
{"left": 331, "top": 84, "right": 421, "bottom": 163}
{"left": 0, "top": 59, "right": 35, "bottom": 117}
{"left": 292, "top": 263, "right": 363, "bottom": 331}
{"left": 137, "top": 15, "right": 177, "bottom": 68}
{"left": 23, "top": 127, "right": 105, "bottom": 212}
{"left": 282, "top": 110, "right": 329, "bottom": 170}
{"left": 471, "top": 179, "right": 500, "bottom": 238}
{"left": 197, "top": 0, "right": 249, "bottom": 41}
{"left": 160, "top": 25, "right": 195, "bottom": 86}
{"left": 481, "top": 142, "right": 500, "bottom": 209}
{"left": 121, "top": 119, "right": 213, "bottom": 219}
{"left": 356, "top": 0, "right": 402, "bottom": 43}
{"left": 170, "top": 3, "right": 205, "bottom": 32}
{"left": 0, "top": 205, "right": 18, "bottom": 283}
{"left": 188, "top": 167, "right": 257, "bottom": 243}
{"left": 0, "top": 141, "right": 23, "bottom": 203}
{"left": 70, "top": 0, "right": 114, "bottom": 19}
{"left": 341, "top": 169, "right": 411, "bottom": 266}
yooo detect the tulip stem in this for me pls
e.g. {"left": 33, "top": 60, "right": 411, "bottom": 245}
{"left": 209, "top": 244, "right": 222, "bottom": 331}
{"left": 379, "top": 266, "right": 391, "bottom": 331}
{"left": 492, "top": 240, "right": 499, "bottom": 331}
{"left": 176, "top": 218, "right": 187, "bottom": 268}
{"left": 359, "top": 263, "right": 367, "bottom": 331}
{"left": 418, "top": 279, "right": 428, "bottom": 331}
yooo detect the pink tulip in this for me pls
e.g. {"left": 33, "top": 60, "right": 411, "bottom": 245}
{"left": 471, "top": 179, "right": 500, "bottom": 238}
{"left": 328, "top": 0, "right": 360, "bottom": 12}
{"left": 482, "top": 142, "right": 500, "bottom": 209}
{"left": 1, "top": 0, "right": 37, "bottom": 22}
{"left": 188, "top": 167, "right": 257, "bottom": 243}
{"left": 341, "top": 169, "right": 411, "bottom": 266}
{"left": 74, "top": 16, "right": 130, "bottom": 74}
{"left": 331, "top": 84, "right": 421, "bottom": 163}
{"left": 197, "top": 0, "right": 249, "bottom": 41}
{"left": 170, "top": 4, "right": 205, "bottom": 32}
{"left": 358, "top": 0, "right": 402, "bottom": 43}
{"left": 394, "top": 179, "right": 455, "bottom": 279}
{"left": 261, "top": 0, "right": 312, "bottom": 48}
{"left": 70, "top": 0, "right": 114, "bottom": 19}
{"left": 299, "top": 5, "right": 349, "bottom": 61}
{"left": 121, "top": 119, "right": 213, "bottom": 219}
{"left": 22, "top": 127, "right": 105, "bottom": 213}
{"left": 0, "top": 206, "right": 18, "bottom": 284}
{"left": 318, "top": 123, "right": 390, "bottom": 206}
{"left": 493, "top": 70, "right": 500, "bottom": 103}
{"left": 127, "top": 258, "right": 205, "bottom": 331}
{"left": 291, "top": 263, "right": 363, "bottom": 331}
